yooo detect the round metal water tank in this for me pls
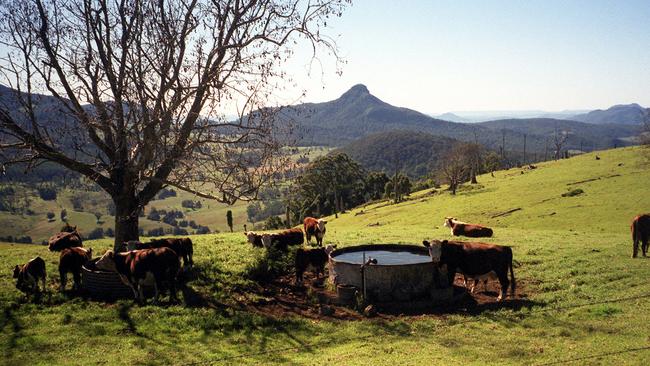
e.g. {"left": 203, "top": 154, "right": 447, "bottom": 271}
{"left": 329, "top": 244, "right": 441, "bottom": 303}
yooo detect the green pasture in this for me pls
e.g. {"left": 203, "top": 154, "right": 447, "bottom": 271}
{"left": 1, "top": 146, "right": 650, "bottom": 365}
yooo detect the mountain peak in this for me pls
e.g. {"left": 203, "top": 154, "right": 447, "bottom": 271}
{"left": 340, "top": 84, "right": 370, "bottom": 99}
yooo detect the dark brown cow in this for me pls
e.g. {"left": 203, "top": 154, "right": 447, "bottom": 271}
{"left": 48, "top": 229, "right": 83, "bottom": 252}
{"left": 244, "top": 231, "right": 263, "bottom": 248}
{"left": 13, "top": 256, "right": 46, "bottom": 295}
{"left": 261, "top": 228, "right": 305, "bottom": 251}
{"left": 631, "top": 214, "right": 650, "bottom": 258}
{"left": 444, "top": 217, "right": 493, "bottom": 238}
{"left": 303, "top": 217, "right": 327, "bottom": 246}
{"left": 423, "top": 239, "right": 515, "bottom": 301}
{"left": 125, "top": 238, "right": 194, "bottom": 268}
{"left": 59, "top": 247, "right": 92, "bottom": 291}
{"left": 96, "top": 248, "right": 180, "bottom": 304}
{"left": 295, "top": 244, "right": 336, "bottom": 284}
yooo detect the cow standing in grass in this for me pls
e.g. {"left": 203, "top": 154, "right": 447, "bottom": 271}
{"left": 444, "top": 217, "right": 493, "bottom": 238}
{"left": 245, "top": 231, "right": 264, "bottom": 248}
{"left": 125, "top": 238, "right": 194, "bottom": 269}
{"left": 13, "top": 256, "right": 46, "bottom": 295}
{"left": 96, "top": 248, "right": 180, "bottom": 304}
{"left": 423, "top": 239, "right": 515, "bottom": 301}
{"left": 59, "top": 247, "right": 92, "bottom": 291}
{"left": 631, "top": 214, "right": 650, "bottom": 258}
{"left": 261, "top": 228, "right": 304, "bottom": 251}
{"left": 295, "top": 244, "right": 336, "bottom": 285}
{"left": 303, "top": 217, "right": 327, "bottom": 246}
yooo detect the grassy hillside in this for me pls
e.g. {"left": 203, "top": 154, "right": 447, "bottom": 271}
{"left": 0, "top": 146, "right": 332, "bottom": 243}
{"left": 1, "top": 146, "right": 650, "bottom": 365}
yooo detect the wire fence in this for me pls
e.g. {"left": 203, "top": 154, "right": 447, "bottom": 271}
{"left": 181, "top": 292, "right": 650, "bottom": 365}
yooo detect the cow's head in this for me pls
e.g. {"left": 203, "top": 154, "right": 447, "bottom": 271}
{"left": 85, "top": 247, "right": 93, "bottom": 260}
{"left": 261, "top": 234, "right": 274, "bottom": 249}
{"left": 317, "top": 219, "right": 327, "bottom": 231}
{"left": 443, "top": 217, "right": 454, "bottom": 228}
{"left": 12, "top": 265, "right": 21, "bottom": 279}
{"left": 96, "top": 250, "right": 117, "bottom": 272}
{"left": 324, "top": 244, "right": 337, "bottom": 255}
{"left": 244, "top": 231, "right": 258, "bottom": 245}
{"left": 423, "top": 239, "right": 446, "bottom": 262}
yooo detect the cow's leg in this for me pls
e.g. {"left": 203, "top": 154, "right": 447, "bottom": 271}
{"left": 642, "top": 238, "right": 648, "bottom": 257}
{"left": 633, "top": 238, "right": 639, "bottom": 258}
{"left": 72, "top": 270, "right": 81, "bottom": 291}
{"left": 41, "top": 275, "right": 46, "bottom": 293}
{"left": 497, "top": 271, "right": 509, "bottom": 301}
{"left": 59, "top": 269, "right": 67, "bottom": 292}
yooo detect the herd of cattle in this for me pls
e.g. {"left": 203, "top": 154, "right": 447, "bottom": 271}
{"left": 11, "top": 213, "right": 650, "bottom": 305}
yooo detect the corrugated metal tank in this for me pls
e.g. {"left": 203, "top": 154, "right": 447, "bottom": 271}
{"left": 329, "top": 244, "right": 443, "bottom": 303}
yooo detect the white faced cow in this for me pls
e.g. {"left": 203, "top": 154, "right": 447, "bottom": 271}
{"left": 303, "top": 217, "right": 327, "bottom": 246}
{"left": 443, "top": 217, "right": 493, "bottom": 238}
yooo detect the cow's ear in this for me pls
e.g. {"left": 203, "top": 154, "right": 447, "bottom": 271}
{"left": 332, "top": 244, "right": 337, "bottom": 248}
{"left": 422, "top": 240, "right": 430, "bottom": 247}
{"left": 442, "top": 240, "right": 448, "bottom": 244}
{"left": 88, "top": 248, "right": 93, "bottom": 257}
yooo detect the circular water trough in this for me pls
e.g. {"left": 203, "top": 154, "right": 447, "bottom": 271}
{"left": 82, "top": 258, "right": 154, "bottom": 299}
{"left": 329, "top": 244, "right": 449, "bottom": 303}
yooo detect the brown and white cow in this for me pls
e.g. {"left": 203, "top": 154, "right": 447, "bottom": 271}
{"left": 261, "top": 228, "right": 305, "bottom": 251}
{"left": 444, "top": 217, "right": 494, "bottom": 238}
{"left": 303, "top": 217, "right": 328, "bottom": 246}
{"left": 59, "top": 247, "right": 92, "bottom": 291}
{"left": 48, "top": 229, "right": 83, "bottom": 252}
{"left": 13, "top": 256, "right": 47, "bottom": 295}
{"left": 631, "top": 214, "right": 650, "bottom": 258}
{"left": 96, "top": 248, "right": 180, "bottom": 304}
{"left": 295, "top": 244, "right": 336, "bottom": 285}
{"left": 244, "top": 231, "right": 264, "bottom": 248}
{"left": 125, "top": 238, "right": 194, "bottom": 269}
{"left": 423, "top": 239, "right": 515, "bottom": 301}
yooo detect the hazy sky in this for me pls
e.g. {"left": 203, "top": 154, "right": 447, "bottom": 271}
{"left": 279, "top": 0, "right": 650, "bottom": 113}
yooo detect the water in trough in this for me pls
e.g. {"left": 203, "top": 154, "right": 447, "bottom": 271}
{"left": 332, "top": 249, "right": 431, "bottom": 265}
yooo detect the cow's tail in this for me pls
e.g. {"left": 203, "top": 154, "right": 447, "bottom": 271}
{"left": 508, "top": 248, "right": 516, "bottom": 296}
{"left": 632, "top": 218, "right": 639, "bottom": 257}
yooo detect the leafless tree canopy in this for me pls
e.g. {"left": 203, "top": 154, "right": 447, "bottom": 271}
{"left": 0, "top": 0, "right": 350, "bottom": 247}
{"left": 438, "top": 143, "right": 470, "bottom": 195}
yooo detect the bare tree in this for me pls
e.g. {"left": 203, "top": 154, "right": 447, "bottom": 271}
{"left": 553, "top": 124, "right": 569, "bottom": 160}
{"left": 0, "top": 0, "right": 349, "bottom": 250}
{"left": 438, "top": 144, "right": 469, "bottom": 195}
{"left": 460, "top": 143, "right": 482, "bottom": 184}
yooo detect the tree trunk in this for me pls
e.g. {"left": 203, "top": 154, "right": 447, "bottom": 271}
{"left": 113, "top": 193, "right": 140, "bottom": 252}
{"left": 333, "top": 190, "right": 339, "bottom": 218}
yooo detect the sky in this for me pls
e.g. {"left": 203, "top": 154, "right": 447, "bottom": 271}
{"left": 278, "top": 0, "right": 650, "bottom": 114}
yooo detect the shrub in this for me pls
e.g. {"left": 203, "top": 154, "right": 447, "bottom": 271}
{"left": 178, "top": 220, "right": 188, "bottom": 227}
{"left": 172, "top": 227, "right": 189, "bottom": 235}
{"left": 156, "top": 188, "right": 177, "bottom": 200}
{"left": 195, "top": 225, "right": 211, "bottom": 235}
{"left": 263, "top": 216, "right": 284, "bottom": 230}
{"left": 15, "top": 236, "right": 33, "bottom": 244}
{"left": 86, "top": 228, "right": 105, "bottom": 240}
{"left": 562, "top": 188, "right": 584, "bottom": 197}
{"left": 105, "top": 227, "right": 115, "bottom": 237}
{"left": 37, "top": 187, "right": 57, "bottom": 201}
{"left": 147, "top": 227, "right": 165, "bottom": 237}
{"left": 147, "top": 208, "right": 161, "bottom": 221}
{"left": 46, "top": 212, "right": 55, "bottom": 221}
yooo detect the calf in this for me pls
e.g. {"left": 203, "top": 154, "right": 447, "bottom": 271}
{"left": 126, "top": 238, "right": 194, "bottom": 269}
{"left": 59, "top": 247, "right": 92, "bottom": 291}
{"left": 295, "top": 244, "right": 336, "bottom": 284}
{"left": 96, "top": 248, "right": 180, "bottom": 304}
{"left": 244, "top": 231, "right": 263, "bottom": 248}
{"left": 444, "top": 217, "right": 493, "bottom": 238}
{"left": 631, "top": 214, "right": 650, "bottom": 258}
{"left": 48, "top": 230, "right": 83, "bottom": 252}
{"left": 261, "top": 228, "right": 304, "bottom": 251}
{"left": 423, "top": 239, "right": 515, "bottom": 301}
{"left": 13, "top": 256, "right": 46, "bottom": 295}
{"left": 303, "top": 217, "right": 328, "bottom": 246}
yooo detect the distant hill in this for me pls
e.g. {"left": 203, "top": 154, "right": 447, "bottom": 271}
{"left": 571, "top": 104, "right": 649, "bottom": 125}
{"left": 281, "top": 84, "right": 639, "bottom": 154}
{"left": 477, "top": 118, "right": 639, "bottom": 152}
{"left": 334, "top": 130, "right": 458, "bottom": 178}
